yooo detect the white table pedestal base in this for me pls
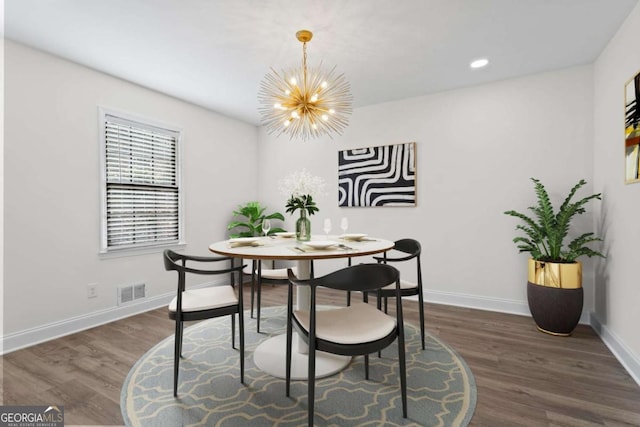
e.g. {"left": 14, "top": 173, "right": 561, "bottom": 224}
{"left": 254, "top": 333, "right": 351, "bottom": 380}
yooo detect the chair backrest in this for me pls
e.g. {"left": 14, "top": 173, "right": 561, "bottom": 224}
{"left": 393, "top": 239, "right": 421, "bottom": 258}
{"left": 164, "top": 249, "right": 184, "bottom": 272}
{"left": 373, "top": 239, "right": 422, "bottom": 290}
{"left": 373, "top": 238, "right": 421, "bottom": 264}
{"left": 163, "top": 249, "right": 244, "bottom": 278}
{"left": 299, "top": 263, "right": 399, "bottom": 293}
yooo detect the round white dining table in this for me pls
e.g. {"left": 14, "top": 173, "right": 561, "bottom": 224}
{"left": 209, "top": 235, "right": 394, "bottom": 379}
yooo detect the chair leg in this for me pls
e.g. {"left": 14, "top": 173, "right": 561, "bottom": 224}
{"left": 365, "top": 354, "right": 370, "bottom": 380}
{"left": 418, "top": 291, "right": 426, "bottom": 350}
{"left": 231, "top": 313, "right": 236, "bottom": 349}
{"left": 308, "top": 335, "right": 316, "bottom": 427}
{"left": 398, "top": 331, "right": 408, "bottom": 418}
{"left": 285, "top": 325, "right": 292, "bottom": 397}
{"left": 173, "top": 320, "right": 182, "bottom": 397}
{"left": 308, "top": 290, "right": 318, "bottom": 427}
{"left": 285, "top": 288, "right": 293, "bottom": 397}
{"left": 239, "top": 309, "right": 245, "bottom": 384}
{"left": 376, "top": 296, "right": 383, "bottom": 358}
{"left": 345, "top": 257, "right": 352, "bottom": 306}
{"left": 257, "top": 261, "right": 262, "bottom": 333}
{"left": 179, "top": 321, "right": 184, "bottom": 358}
{"left": 250, "top": 261, "right": 256, "bottom": 318}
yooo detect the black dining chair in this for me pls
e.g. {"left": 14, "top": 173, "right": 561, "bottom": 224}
{"left": 253, "top": 260, "right": 298, "bottom": 333}
{"left": 238, "top": 260, "right": 289, "bottom": 319}
{"left": 163, "top": 249, "right": 245, "bottom": 397}
{"left": 245, "top": 259, "right": 311, "bottom": 333}
{"left": 285, "top": 263, "right": 408, "bottom": 426}
{"left": 372, "top": 238, "right": 425, "bottom": 350}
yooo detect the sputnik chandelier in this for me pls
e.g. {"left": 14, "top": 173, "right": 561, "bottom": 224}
{"left": 258, "top": 29, "right": 352, "bottom": 140}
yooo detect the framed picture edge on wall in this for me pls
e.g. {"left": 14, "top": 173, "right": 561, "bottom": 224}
{"left": 624, "top": 68, "right": 640, "bottom": 185}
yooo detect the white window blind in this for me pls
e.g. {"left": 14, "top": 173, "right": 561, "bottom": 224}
{"left": 101, "top": 111, "right": 182, "bottom": 251}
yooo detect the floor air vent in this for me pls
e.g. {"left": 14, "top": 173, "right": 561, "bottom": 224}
{"left": 118, "top": 283, "right": 146, "bottom": 305}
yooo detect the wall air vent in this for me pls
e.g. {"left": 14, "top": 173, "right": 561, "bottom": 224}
{"left": 118, "top": 283, "right": 146, "bottom": 306}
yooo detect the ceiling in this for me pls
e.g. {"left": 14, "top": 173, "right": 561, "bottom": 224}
{"left": 4, "top": 0, "right": 638, "bottom": 125}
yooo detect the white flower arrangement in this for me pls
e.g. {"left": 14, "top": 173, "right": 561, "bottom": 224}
{"left": 278, "top": 169, "right": 327, "bottom": 215}
{"left": 278, "top": 168, "right": 327, "bottom": 198}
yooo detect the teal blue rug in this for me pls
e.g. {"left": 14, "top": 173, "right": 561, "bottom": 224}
{"left": 121, "top": 306, "right": 476, "bottom": 426}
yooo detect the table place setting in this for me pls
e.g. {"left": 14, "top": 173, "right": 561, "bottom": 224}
{"left": 274, "top": 231, "right": 296, "bottom": 238}
{"left": 289, "top": 245, "right": 337, "bottom": 254}
{"left": 289, "top": 239, "right": 358, "bottom": 254}
{"left": 227, "top": 237, "right": 264, "bottom": 248}
{"left": 338, "top": 233, "right": 376, "bottom": 242}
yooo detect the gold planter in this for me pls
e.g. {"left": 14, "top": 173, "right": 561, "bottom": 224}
{"left": 526, "top": 259, "right": 583, "bottom": 336}
{"left": 528, "top": 259, "right": 582, "bottom": 289}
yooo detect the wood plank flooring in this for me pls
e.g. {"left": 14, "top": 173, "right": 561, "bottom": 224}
{"left": 2, "top": 283, "right": 640, "bottom": 426}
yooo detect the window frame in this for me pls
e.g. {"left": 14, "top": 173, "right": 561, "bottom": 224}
{"left": 99, "top": 107, "right": 185, "bottom": 254}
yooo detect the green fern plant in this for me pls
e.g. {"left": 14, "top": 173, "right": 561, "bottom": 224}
{"left": 504, "top": 178, "right": 604, "bottom": 263}
{"left": 227, "top": 201, "right": 285, "bottom": 238}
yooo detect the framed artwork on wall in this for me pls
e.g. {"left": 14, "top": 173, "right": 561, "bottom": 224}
{"left": 338, "top": 142, "right": 416, "bottom": 207}
{"left": 625, "top": 69, "right": 640, "bottom": 184}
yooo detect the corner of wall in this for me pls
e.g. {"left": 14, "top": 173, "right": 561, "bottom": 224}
{"left": 590, "top": 312, "right": 640, "bottom": 386}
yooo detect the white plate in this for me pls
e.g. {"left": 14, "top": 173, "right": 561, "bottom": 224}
{"left": 228, "top": 237, "right": 260, "bottom": 245}
{"left": 274, "top": 232, "right": 296, "bottom": 238}
{"left": 340, "top": 233, "right": 368, "bottom": 241}
{"left": 303, "top": 240, "right": 337, "bottom": 249}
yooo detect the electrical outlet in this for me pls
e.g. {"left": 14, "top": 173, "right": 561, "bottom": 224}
{"left": 87, "top": 283, "right": 98, "bottom": 299}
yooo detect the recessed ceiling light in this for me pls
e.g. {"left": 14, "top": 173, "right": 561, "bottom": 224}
{"left": 470, "top": 58, "right": 489, "bottom": 69}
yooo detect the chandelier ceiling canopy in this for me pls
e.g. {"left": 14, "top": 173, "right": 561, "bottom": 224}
{"left": 258, "top": 30, "right": 353, "bottom": 141}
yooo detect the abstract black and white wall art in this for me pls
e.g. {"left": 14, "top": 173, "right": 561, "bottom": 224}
{"left": 338, "top": 142, "right": 416, "bottom": 207}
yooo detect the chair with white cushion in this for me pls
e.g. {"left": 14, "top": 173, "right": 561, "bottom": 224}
{"left": 372, "top": 238, "right": 425, "bottom": 349}
{"left": 164, "top": 249, "right": 245, "bottom": 397}
{"left": 255, "top": 260, "right": 299, "bottom": 333}
{"left": 243, "top": 259, "right": 302, "bottom": 333}
{"left": 285, "top": 263, "right": 408, "bottom": 426}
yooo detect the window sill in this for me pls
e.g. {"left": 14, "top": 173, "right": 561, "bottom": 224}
{"left": 99, "top": 241, "right": 187, "bottom": 259}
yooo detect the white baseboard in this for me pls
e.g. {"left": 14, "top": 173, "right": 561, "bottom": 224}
{"left": 590, "top": 313, "right": 640, "bottom": 386}
{"left": 0, "top": 279, "right": 225, "bottom": 355}
{"left": 419, "top": 289, "right": 590, "bottom": 324}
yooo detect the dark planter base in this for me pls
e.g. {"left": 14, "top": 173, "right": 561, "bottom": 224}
{"left": 526, "top": 281, "right": 583, "bottom": 336}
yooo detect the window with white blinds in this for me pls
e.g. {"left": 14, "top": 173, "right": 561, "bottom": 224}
{"left": 100, "top": 109, "right": 182, "bottom": 252}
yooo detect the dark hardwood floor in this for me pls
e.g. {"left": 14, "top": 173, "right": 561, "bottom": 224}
{"left": 2, "top": 283, "right": 640, "bottom": 426}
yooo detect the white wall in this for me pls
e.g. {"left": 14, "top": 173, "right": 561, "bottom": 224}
{"left": 5, "top": 22, "right": 638, "bottom": 386}
{"left": 592, "top": 2, "right": 640, "bottom": 382}
{"left": 258, "top": 66, "right": 597, "bottom": 315}
{"left": 1, "top": 4, "right": 6, "bottom": 355}
{"left": 3, "top": 41, "right": 258, "bottom": 343}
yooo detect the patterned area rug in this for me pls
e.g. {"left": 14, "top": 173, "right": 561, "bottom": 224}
{"left": 121, "top": 306, "right": 476, "bottom": 426}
